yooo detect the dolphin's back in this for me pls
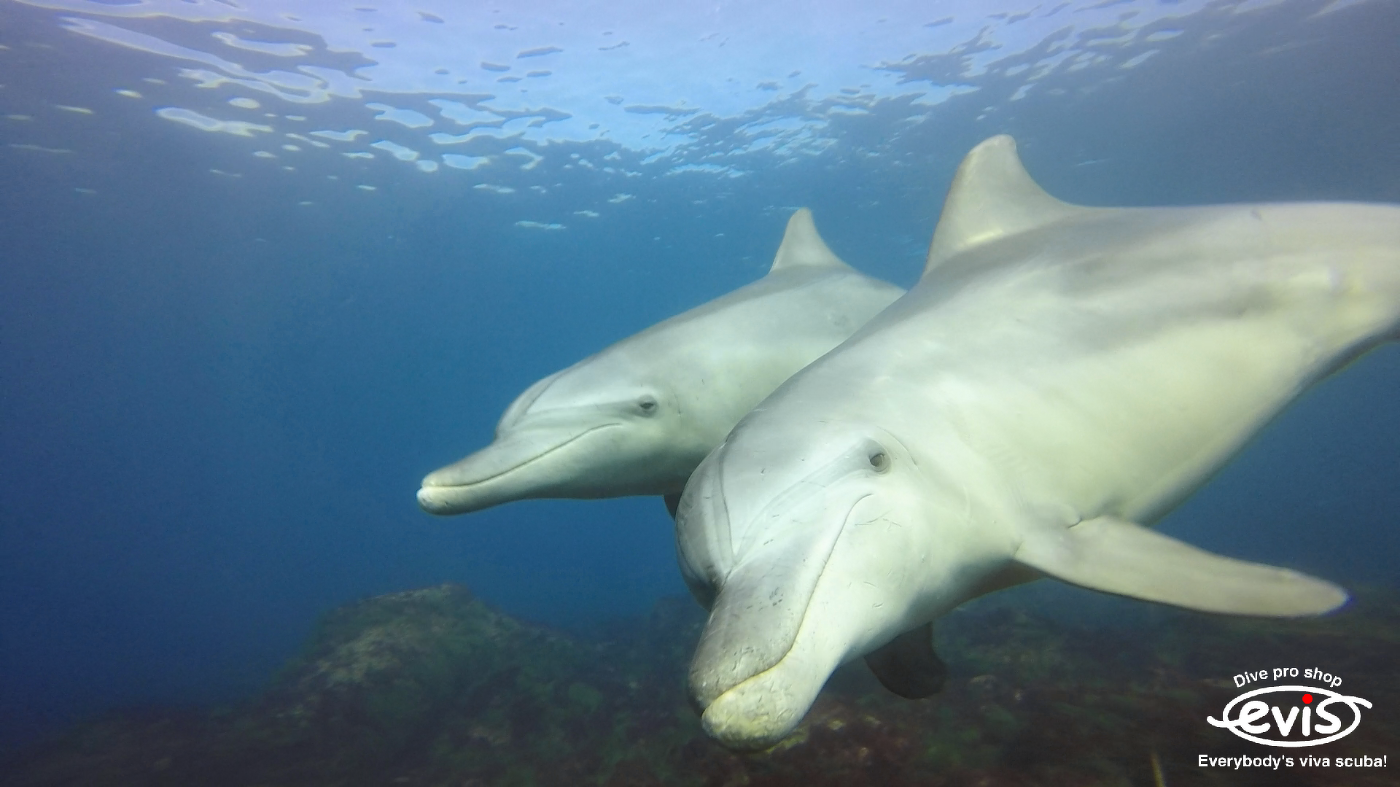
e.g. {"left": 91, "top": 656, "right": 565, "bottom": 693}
{"left": 867, "top": 200, "right": 1400, "bottom": 524}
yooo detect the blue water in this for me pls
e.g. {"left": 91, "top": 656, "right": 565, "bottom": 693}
{"left": 2, "top": 0, "right": 1399, "bottom": 755}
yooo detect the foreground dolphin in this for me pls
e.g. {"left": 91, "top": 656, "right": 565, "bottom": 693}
{"left": 676, "top": 135, "right": 1400, "bottom": 749}
{"left": 418, "top": 209, "right": 904, "bottom": 516}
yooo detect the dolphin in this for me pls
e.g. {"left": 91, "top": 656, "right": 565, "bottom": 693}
{"left": 675, "top": 135, "right": 1400, "bottom": 750}
{"left": 418, "top": 209, "right": 904, "bottom": 516}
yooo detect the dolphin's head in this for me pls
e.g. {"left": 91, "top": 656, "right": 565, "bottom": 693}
{"left": 676, "top": 405, "right": 967, "bottom": 749}
{"left": 418, "top": 353, "right": 696, "bottom": 515}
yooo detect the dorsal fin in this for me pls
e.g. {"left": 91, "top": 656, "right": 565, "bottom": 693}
{"left": 923, "top": 135, "right": 1085, "bottom": 277}
{"left": 769, "top": 208, "right": 852, "bottom": 273}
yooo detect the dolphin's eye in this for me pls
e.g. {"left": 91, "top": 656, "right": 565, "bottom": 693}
{"left": 868, "top": 451, "right": 889, "bottom": 471}
{"left": 637, "top": 396, "right": 658, "bottom": 415}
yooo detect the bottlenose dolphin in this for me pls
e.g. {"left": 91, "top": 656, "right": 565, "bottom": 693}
{"left": 676, "top": 135, "right": 1400, "bottom": 749}
{"left": 418, "top": 209, "right": 904, "bottom": 516}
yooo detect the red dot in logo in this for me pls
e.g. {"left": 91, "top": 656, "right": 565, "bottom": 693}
{"left": 1302, "top": 694, "right": 1313, "bottom": 704}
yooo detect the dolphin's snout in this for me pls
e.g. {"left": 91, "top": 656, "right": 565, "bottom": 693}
{"left": 685, "top": 478, "right": 871, "bottom": 723}
{"left": 699, "top": 664, "right": 820, "bottom": 751}
{"left": 415, "top": 485, "right": 459, "bottom": 515}
{"left": 419, "top": 464, "right": 464, "bottom": 490}
{"left": 694, "top": 593, "right": 851, "bottom": 750}
{"left": 416, "top": 423, "right": 621, "bottom": 515}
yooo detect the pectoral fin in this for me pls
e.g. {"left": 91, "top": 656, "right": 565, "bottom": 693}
{"left": 864, "top": 622, "right": 946, "bottom": 699}
{"left": 1014, "top": 516, "right": 1348, "bottom": 617}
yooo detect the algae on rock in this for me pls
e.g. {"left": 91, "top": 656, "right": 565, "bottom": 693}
{"left": 4, "top": 583, "right": 1397, "bottom": 787}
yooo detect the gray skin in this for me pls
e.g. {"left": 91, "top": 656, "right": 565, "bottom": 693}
{"left": 417, "top": 209, "right": 904, "bottom": 516}
{"left": 676, "top": 135, "right": 1400, "bottom": 750}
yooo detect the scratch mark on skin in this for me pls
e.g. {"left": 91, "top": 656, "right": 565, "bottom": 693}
{"left": 854, "top": 506, "right": 893, "bottom": 527}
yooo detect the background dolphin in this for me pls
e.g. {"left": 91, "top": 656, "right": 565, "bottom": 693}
{"left": 418, "top": 209, "right": 904, "bottom": 516}
{"left": 676, "top": 135, "right": 1400, "bottom": 750}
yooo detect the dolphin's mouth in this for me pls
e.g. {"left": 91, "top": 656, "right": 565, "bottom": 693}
{"left": 416, "top": 423, "right": 622, "bottom": 515}
{"left": 688, "top": 491, "right": 876, "bottom": 751}
{"left": 689, "top": 491, "right": 872, "bottom": 710}
{"left": 421, "top": 422, "right": 621, "bottom": 491}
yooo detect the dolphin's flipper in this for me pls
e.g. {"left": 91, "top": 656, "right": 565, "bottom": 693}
{"left": 864, "top": 622, "right": 946, "bottom": 699}
{"left": 1014, "top": 516, "right": 1349, "bottom": 617}
{"left": 663, "top": 493, "right": 682, "bottom": 520}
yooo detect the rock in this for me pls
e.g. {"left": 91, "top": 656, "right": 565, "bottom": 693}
{"left": 245, "top": 584, "right": 578, "bottom": 764}
{"left": 4, "top": 584, "right": 1397, "bottom": 787}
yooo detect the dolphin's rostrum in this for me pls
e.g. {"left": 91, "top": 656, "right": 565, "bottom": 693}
{"left": 418, "top": 209, "right": 904, "bottom": 516}
{"left": 676, "top": 135, "right": 1400, "bottom": 750}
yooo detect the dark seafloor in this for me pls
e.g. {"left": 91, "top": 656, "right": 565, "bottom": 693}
{"left": 3, "top": 583, "right": 1396, "bottom": 787}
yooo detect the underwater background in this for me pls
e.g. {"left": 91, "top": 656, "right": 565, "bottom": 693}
{"left": 2, "top": 0, "right": 1399, "bottom": 777}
